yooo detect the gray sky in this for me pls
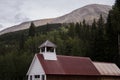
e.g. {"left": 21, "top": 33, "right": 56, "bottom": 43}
{"left": 0, "top": 0, "right": 115, "bottom": 31}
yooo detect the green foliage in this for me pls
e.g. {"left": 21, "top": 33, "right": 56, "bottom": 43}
{"left": 93, "top": 15, "right": 106, "bottom": 61}
{"left": 114, "top": 0, "right": 120, "bottom": 11}
{"left": 105, "top": 0, "right": 120, "bottom": 66}
{"left": 0, "top": 51, "right": 33, "bottom": 80}
{"left": 28, "top": 22, "right": 36, "bottom": 37}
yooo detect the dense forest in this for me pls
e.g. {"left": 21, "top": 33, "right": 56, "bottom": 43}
{"left": 0, "top": 0, "right": 120, "bottom": 80}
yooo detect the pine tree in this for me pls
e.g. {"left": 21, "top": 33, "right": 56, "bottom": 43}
{"left": 105, "top": 12, "right": 116, "bottom": 61}
{"left": 78, "top": 22, "right": 82, "bottom": 38}
{"left": 19, "top": 33, "right": 25, "bottom": 50}
{"left": 114, "top": 0, "right": 120, "bottom": 11}
{"left": 82, "top": 19, "right": 87, "bottom": 40}
{"left": 75, "top": 22, "right": 81, "bottom": 37}
{"left": 86, "top": 19, "right": 97, "bottom": 59}
{"left": 68, "top": 23, "right": 75, "bottom": 38}
{"left": 91, "top": 19, "right": 97, "bottom": 37}
{"left": 28, "top": 22, "right": 36, "bottom": 37}
{"left": 105, "top": 0, "right": 120, "bottom": 66}
{"left": 92, "top": 15, "right": 105, "bottom": 61}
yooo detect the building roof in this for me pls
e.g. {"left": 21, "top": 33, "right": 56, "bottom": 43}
{"left": 93, "top": 62, "right": 120, "bottom": 76}
{"left": 37, "top": 54, "right": 100, "bottom": 75}
{"left": 39, "top": 40, "right": 56, "bottom": 48}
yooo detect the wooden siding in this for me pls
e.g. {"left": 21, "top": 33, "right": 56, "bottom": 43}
{"left": 27, "top": 55, "right": 45, "bottom": 75}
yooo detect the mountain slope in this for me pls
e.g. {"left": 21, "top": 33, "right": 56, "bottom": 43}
{"left": 0, "top": 4, "right": 112, "bottom": 35}
{"left": 52, "top": 4, "right": 111, "bottom": 23}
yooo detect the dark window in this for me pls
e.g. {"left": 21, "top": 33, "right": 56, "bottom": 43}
{"left": 41, "top": 47, "right": 45, "bottom": 52}
{"left": 30, "top": 75, "right": 32, "bottom": 80}
{"left": 26, "top": 75, "right": 28, "bottom": 79}
{"left": 47, "top": 47, "right": 54, "bottom": 52}
{"left": 42, "top": 75, "right": 45, "bottom": 80}
{"left": 35, "top": 75, "right": 40, "bottom": 78}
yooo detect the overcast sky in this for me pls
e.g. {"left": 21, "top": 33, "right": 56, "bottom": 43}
{"left": 0, "top": 0, "right": 115, "bottom": 31}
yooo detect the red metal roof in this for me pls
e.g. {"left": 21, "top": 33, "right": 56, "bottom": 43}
{"left": 37, "top": 54, "right": 100, "bottom": 75}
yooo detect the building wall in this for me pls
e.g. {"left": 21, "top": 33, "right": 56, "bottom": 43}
{"left": 27, "top": 55, "right": 45, "bottom": 80}
{"left": 47, "top": 75, "right": 100, "bottom": 80}
{"left": 28, "top": 56, "right": 45, "bottom": 75}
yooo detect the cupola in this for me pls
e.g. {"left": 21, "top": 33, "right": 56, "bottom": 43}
{"left": 39, "top": 40, "right": 57, "bottom": 60}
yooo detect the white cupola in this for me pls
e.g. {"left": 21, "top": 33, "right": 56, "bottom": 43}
{"left": 39, "top": 40, "right": 57, "bottom": 60}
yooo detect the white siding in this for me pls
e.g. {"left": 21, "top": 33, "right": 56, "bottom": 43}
{"left": 29, "top": 56, "right": 45, "bottom": 75}
{"left": 27, "top": 54, "right": 46, "bottom": 80}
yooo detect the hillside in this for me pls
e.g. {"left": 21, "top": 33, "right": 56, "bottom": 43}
{"left": 0, "top": 4, "right": 112, "bottom": 35}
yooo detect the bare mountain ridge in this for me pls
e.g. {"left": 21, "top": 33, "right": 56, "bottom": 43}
{"left": 52, "top": 4, "right": 111, "bottom": 23}
{"left": 0, "top": 4, "right": 112, "bottom": 35}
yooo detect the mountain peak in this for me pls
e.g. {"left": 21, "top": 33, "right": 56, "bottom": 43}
{"left": 52, "top": 4, "right": 111, "bottom": 23}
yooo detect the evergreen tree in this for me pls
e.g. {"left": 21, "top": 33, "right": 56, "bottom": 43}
{"left": 82, "top": 19, "right": 86, "bottom": 27}
{"left": 75, "top": 22, "right": 81, "bottom": 37}
{"left": 91, "top": 19, "right": 97, "bottom": 32}
{"left": 92, "top": 15, "right": 105, "bottom": 61}
{"left": 68, "top": 23, "right": 75, "bottom": 38}
{"left": 19, "top": 33, "right": 25, "bottom": 50}
{"left": 86, "top": 19, "right": 97, "bottom": 58}
{"left": 105, "top": 0, "right": 120, "bottom": 66}
{"left": 114, "top": 0, "right": 120, "bottom": 11}
{"left": 28, "top": 22, "right": 36, "bottom": 37}
{"left": 105, "top": 12, "right": 116, "bottom": 62}
{"left": 82, "top": 19, "right": 87, "bottom": 40}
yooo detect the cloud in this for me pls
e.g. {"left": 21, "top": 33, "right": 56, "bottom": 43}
{"left": 0, "top": 24, "right": 3, "bottom": 28}
{"left": 0, "top": 0, "right": 30, "bottom": 27}
{"left": 0, "top": 24, "right": 5, "bottom": 31}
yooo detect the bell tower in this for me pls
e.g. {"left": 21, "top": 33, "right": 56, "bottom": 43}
{"left": 39, "top": 40, "right": 57, "bottom": 60}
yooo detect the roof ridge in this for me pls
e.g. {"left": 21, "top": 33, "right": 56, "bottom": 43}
{"left": 93, "top": 61, "right": 115, "bottom": 64}
{"left": 39, "top": 40, "right": 56, "bottom": 48}
{"left": 57, "top": 55, "right": 90, "bottom": 59}
{"left": 45, "top": 40, "right": 48, "bottom": 45}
